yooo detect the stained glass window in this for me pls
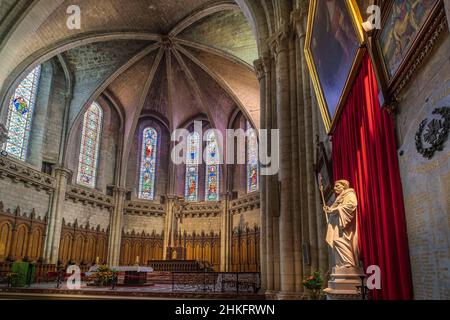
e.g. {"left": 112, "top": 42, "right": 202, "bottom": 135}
{"left": 4, "top": 65, "right": 41, "bottom": 160}
{"left": 185, "top": 132, "right": 200, "bottom": 201}
{"left": 247, "top": 121, "right": 259, "bottom": 193}
{"left": 205, "top": 131, "right": 219, "bottom": 201}
{"left": 138, "top": 127, "right": 158, "bottom": 200}
{"left": 76, "top": 103, "right": 103, "bottom": 188}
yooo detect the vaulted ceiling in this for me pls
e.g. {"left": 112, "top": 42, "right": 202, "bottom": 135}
{"left": 0, "top": 0, "right": 260, "bottom": 166}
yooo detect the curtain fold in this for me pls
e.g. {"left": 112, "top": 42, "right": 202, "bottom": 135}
{"left": 331, "top": 54, "right": 413, "bottom": 300}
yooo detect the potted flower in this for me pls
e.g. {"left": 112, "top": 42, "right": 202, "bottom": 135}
{"left": 303, "top": 271, "right": 324, "bottom": 300}
{"left": 88, "top": 265, "right": 118, "bottom": 287}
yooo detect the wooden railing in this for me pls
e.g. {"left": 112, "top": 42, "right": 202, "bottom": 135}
{"left": 171, "top": 272, "right": 261, "bottom": 294}
{"left": 147, "top": 260, "right": 212, "bottom": 272}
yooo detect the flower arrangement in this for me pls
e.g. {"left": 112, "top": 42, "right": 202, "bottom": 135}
{"left": 88, "top": 265, "right": 117, "bottom": 287}
{"left": 303, "top": 271, "right": 324, "bottom": 300}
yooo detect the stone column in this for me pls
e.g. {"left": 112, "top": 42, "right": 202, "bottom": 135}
{"left": 220, "top": 192, "right": 231, "bottom": 271}
{"left": 270, "top": 24, "right": 296, "bottom": 299}
{"left": 43, "top": 166, "right": 72, "bottom": 264}
{"left": 106, "top": 186, "right": 126, "bottom": 266}
{"left": 264, "top": 57, "right": 279, "bottom": 295}
{"left": 27, "top": 62, "right": 53, "bottom": 168}
{"left": 253, "top": 57, "right": 267, "bottom": 288}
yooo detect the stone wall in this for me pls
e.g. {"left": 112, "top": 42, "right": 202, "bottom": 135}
{"left": 396, "top": 30, "right": 450, "bottom": 299}
{"left": 0, "top": 177, "right": 50, "bottom": 219}
{"left": 62, "top": 200, "right": 111, "bottom": 231}
{"left": 179, "top": 215, "right": 222, "bottom": 235}
{"left": 232, "top": 208, "right": 259, "bottom": 230}
{"left": 0, "top": 156, "right": 53, "bottom": 219}
{"left": 123, "top": 214, "right": 165, "bottom": 235}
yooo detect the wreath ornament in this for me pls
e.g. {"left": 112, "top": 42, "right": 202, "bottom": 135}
{"left": 415, "top": 107, "right": 450, "bottom": 159}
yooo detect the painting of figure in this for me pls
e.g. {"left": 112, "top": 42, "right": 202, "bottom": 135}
{"left": 380, "top": 0, "right": 437, "bottom": 79}
{"left": 308, "top": 0, "right": 362, "bottom": 128}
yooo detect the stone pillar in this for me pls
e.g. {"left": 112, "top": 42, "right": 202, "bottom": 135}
{"left": 270, "top": 24, "right": 296, "bottom": 299}
{"left": 43, "top": 166, "right": 72, "bottom": 264}
{"left": 107, "top": 186, "right": 126, "bottom": 266}
{"left": 292, "top": 8, "right": 306, "bottom": 293}
{"left": 220, "top": 192, "right": 231, "bottom": 271}
{"left": 27, "top": 62, "right": 53, "bottom": 168}
{"left": 253, "top": 57, "right": 268, "bottom": 288}
{"left": 264, "top": 57, "right": 279, "bottom": 295}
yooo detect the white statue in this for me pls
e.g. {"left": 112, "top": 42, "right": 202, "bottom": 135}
{"left": 322, "top": 179, "right": 359, "bottom": 268}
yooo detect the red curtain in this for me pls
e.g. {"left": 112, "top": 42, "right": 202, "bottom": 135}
{"left": 331, "top": 54, "right": 413, "bottom": 300}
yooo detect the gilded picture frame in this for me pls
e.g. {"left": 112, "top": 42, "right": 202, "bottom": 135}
{"left": 305, "top": 0, "right": 366, "bottom": 134}
{"left": 375, "top": 0, "right": 442, "bottom": 88}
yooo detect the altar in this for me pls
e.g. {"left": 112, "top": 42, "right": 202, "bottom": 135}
{"left": 111, "top": 266, "right": 154, "bottom": 286}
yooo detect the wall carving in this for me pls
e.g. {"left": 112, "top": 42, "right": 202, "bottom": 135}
{"left": 179, "top": 202, "right": 222, "bottom": 218}
{"left": 415, "top": 107, "right": 450, "bottom": 159}
{"left": 124, "top": 200, "right": 165, "bottom": 217}
{"left": 0, "top": 155, "right": 55, "bottom": 193}
{"left": 65, "top": 184, "right": 114, "bottom": 210}
{"left": 229, "top": 193, "right": 260, "bottom": 215}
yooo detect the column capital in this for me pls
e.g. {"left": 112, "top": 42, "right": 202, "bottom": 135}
{"left": 268, "top": 23, "right": 291, "bottom": 58}
{"left": 0, "top": 123, "right": 8, "bottom": 146}
{"left": 53, "top": 166, "right": 72, "bottom": 179}
{"left": 253, "top": 56, "right": 271, "bottom": 81}
{"left": 111, "top": 186, "right": 128, "bottom": 198}
{"left": 291, "top": 2, "right": 309, "bottom": 39}
{"left": 220, "top": 191, "right": 234, "bottom": 199}
{"left": 110, "top": 185, "right": 127, "bottom": 193}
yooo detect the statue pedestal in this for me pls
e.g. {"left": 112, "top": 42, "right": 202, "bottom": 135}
{"left": 324, "top": 266, "right": 365, "bottom": 300}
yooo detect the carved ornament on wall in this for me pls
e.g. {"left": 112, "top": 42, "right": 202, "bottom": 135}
{"left": 415, "top": 107, "right": 450, "bottom": 159}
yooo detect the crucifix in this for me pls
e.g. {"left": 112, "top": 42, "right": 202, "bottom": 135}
{"left": 169, "top": 196, "right": 187, "bottom": 260}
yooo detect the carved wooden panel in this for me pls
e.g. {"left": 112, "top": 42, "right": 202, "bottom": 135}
{"left": 231, "top": 226, "right": 260, "bottom": 272}
{"left": 177, "top": 232, "right": 221, "bottom": 271}
{"left": 58, "top": 219, "right": 109, "bottom": 265}
{"left": 120, "top": 230, "right": 164, "bottom": 265}
{"left": 0, "top": 202, "right": 46, "bottom": 262}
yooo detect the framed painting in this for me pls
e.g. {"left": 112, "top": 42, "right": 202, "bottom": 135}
{"left": 377, "top": 0, "right": 442, "bottom": 86}
{"left": 305, "top": 0, "right": 366, "bottom": 134}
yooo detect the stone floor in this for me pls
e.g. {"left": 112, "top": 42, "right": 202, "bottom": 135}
{"left": 0, "top": 282, "right": 264, "bottom": 300}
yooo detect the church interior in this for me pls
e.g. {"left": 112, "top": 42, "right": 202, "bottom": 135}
{"left": 0, "top": 0, "right": 448, "bottom": 301}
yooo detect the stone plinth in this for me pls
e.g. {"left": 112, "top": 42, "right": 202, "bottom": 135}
{"left": 324, "top": 266, "right": 365, "bottom": 300}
